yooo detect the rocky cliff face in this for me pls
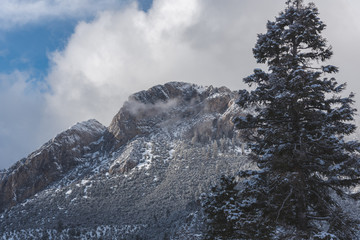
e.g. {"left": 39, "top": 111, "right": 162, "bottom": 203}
{"left": 107, "top": 82, "right": 239, "bottom": 175}
{"left": 108, "top": 82, "right": 233, "bottom": 145}
{"left": 0, "top": 82, "right": 252, "bottom": 239}
{"left": 0, "top": 119, "right": 107, "bottom": 212}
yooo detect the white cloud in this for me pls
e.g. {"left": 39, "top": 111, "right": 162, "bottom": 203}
{"left": 46, "top": 0, "right": 360, "bottom": 131}
{"left": 45, "top": 0, "right": 202, "bottom": 127}
{"left": 0, "top": 71, "right": 45, "bottom": 168}
{"left": 0, "top": 0, "right": 129, "bottom": 29}
{"left": 45, "top": 0, "right": 284, "bottom": 129}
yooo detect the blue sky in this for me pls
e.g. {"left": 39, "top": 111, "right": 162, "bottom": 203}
{"left": 0, "top": 0, "right": 152, "bottom": 78}
{"left": 0, "top": 21, "right": 73, "bottom": 75}
{"left": 0, "top": 0, "right": 359, "bottom": 169}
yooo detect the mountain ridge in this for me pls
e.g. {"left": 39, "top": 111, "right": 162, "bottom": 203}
{"left": 0, "top": 118, "right": 107, "bottom": 212}
{"left": 0, "top": 82, "right": 251, "bottom": 239}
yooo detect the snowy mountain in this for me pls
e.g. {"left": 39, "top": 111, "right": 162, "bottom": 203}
{"left": 0, "top": 82, "right": 252, "bottom": 239}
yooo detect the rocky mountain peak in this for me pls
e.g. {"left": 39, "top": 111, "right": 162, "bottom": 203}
{"left": 0, "top": 82, "right": 249, "bottom": 239}
{"left": 129, "top": 82, "right": 206, "bottom": 104}
{"left": 108, "top": 82, "right": 235, "bottom": 145}
{"left": 0, "top": 82, "right": 240, "bottom": 213}
{"left": 49, "top": 119, "right": 106, "bottom": 148}
{"left": 68, "top": 119, "right": 105, "bottom": 134}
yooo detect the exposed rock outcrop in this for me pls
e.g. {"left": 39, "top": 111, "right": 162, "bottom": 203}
{"left": 0, "top": 119, "right": 106, "bottom": 212}
{"left": 108, "top": 82, "right": 236, "bottom": 145}
{"left": 107, "top": 82, "right": 239, "bottom": 174}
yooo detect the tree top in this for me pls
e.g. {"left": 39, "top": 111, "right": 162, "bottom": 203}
{"left": 286, "top": 0, "right": 304, "bottom": 9}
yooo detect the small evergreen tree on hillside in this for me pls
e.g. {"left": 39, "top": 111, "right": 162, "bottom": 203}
{"left": 202, "top": 0, "right": 360, "bottom": 239}
{"left": 201, "top": 175, "right": 238, "bottom": 239}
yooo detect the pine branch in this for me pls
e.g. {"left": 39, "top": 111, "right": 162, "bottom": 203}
{"left": 306, "top": 215, "right": 331, "bottom": 220}
{"left": 276, "top": 187, "right": 293, "bottom": 222}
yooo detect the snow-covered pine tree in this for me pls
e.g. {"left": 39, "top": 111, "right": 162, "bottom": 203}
{"left": 201, "top": 175, "right": 238, "bottom": 239}
{"left": 232, "top": 0, "right": 360, "bottom": 238}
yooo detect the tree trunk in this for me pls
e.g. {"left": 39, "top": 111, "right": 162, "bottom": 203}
{"left": 294, "top": 171, "right": 307, "bottom": 231}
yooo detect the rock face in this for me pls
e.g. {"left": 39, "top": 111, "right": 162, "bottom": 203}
{"left": 0, "top": 82, "right": 252, "bottom": 239}
{"left": 0, "top": 119, "right": 107, "bottom": 212}
{"left": 107, "top": 82, "right": 238, "bottom": 174}
{"left": 108, "top": 82, "right": 234, "bottom": 145}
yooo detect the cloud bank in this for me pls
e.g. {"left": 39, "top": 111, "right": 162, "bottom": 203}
{"left": 45, "top": 0, "right": 285, "bottom": 128}
{"left": 45, "top": 0, "right": 360, "bottom": 129}
{"left": 0, "top": 71, "right": 45, "bottom": 167}
{"left": 1, "top": 0, "right": 360, "bottom": 169}
{"left": 0, "top": 0, "right": 128, "bottom": 29}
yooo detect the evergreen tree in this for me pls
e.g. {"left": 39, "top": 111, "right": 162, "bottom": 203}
{"left": 234, "top": 0, "right": 360, "bottom": 238}
{"left": 202, "top": 0, "right": 360, "bottom": 239}
{"left": 201, "top": 175, "right": 238, "bottom": 239}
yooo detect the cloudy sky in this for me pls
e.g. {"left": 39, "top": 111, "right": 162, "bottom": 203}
{"left": 0, "top": 0, "right": 359, "bottom": 169}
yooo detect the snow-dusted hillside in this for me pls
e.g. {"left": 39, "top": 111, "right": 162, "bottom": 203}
{"left": 0, "top": 82, "right": 252, "bottom": 239}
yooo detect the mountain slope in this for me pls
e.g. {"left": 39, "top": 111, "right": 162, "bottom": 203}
{"left": 0, "top": 82, "right": 252, "bottom": 239}
{"left": 0, "top": 119, "right": 107, "bottom": 212}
